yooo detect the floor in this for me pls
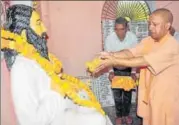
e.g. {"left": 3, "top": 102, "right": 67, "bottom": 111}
{"left": 103, "top": 103, "right": 142, "bottom": 125}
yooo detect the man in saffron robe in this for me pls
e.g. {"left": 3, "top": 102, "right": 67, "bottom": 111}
{"left": 93, "top": 8, "right": 179, "bottom": 125}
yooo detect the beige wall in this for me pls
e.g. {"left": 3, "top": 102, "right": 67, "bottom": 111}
{"left": 1, "top": 60, "right": 17, "bottom": 125}
{"left": 39, "top": 1, "right": 179, "bottom": 76}
{"left": 40, "top": 1, "right": 104, "bottom": 76}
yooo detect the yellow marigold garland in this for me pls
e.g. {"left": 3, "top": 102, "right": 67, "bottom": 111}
{"left": 86, "top": 58, "right": 139, "bottom": 90}
{"left": 1, "top": 29, "right": 104, "bottom": 115}
{"left": 112, "top": 76, "right": 137, "bottom": 91}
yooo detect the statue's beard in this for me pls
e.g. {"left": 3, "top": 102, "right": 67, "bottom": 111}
{"left": 3, "top": 28, "right": 49, "bottom": 70}
{"left": 26, "top": 28, "right": 49, "bottom": 60}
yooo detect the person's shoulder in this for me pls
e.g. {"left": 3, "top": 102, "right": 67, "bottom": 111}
{"left": 167, "top": 34, "right": 179, "bottom": 46}
{"left": 105, "top": 32, "right": 117, "bottom": 43}
{"left": 12, "top": 55, "right": 38, "bottom": 72}
{"left": 106, "top": 32, "right": 117, "bottom": 39}
{"left": 126, "top": 31, "right": 138, "bottom": 42}
{"left": 127, "top": 31, "right": 135, "bottom": 35}
{"left": 160, "top": 35, "right": 179, "bottom": 54}
{"left": 127, "top": 31, "right": 137, "bottom": 37}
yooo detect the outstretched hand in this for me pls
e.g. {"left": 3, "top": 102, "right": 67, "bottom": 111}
{"left": 95, "top": 51, "right": 113, "bottom": 58}
{"left": 92, "top": 54, "right": 114, "bottom": 77}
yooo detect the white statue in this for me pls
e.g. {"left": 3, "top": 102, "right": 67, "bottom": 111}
{"left": 1, "top": 4, "right": 111, "bottom": 125}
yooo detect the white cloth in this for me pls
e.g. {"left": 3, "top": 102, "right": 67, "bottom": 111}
{"left": 104, "top": 31, "right": 138, "bottom": 52}
{"left": 11, "top": 55, "right": 107, "bottom": 125}
{"left": 10, "top": 1, "right": 32, "bottom": 7}
{"left": 104, "top": 31, "right": 138, "bottom": 73}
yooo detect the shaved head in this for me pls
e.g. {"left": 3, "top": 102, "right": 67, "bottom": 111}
{"left": 151, "top": 8, "right": 173, "bottom": 24}
{"left": 148, "top": 8, "right": 173, "bottom": 41}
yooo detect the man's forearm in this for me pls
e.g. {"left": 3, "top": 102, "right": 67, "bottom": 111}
{"left": 112, "top": 56, "right": 149, "bottom": 68}
{"left": 111, "top": 49, "right": 134, "bottom": 59}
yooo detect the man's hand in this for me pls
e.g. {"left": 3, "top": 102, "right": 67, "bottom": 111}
{"left": 108, "top": 72, "right": 114, "bottom": 82}
{"left": 86, "top": 68, "right": 93, "bottom": 77}
{"left": 96, "top": 51, "right": 113, "bottom": 58}
{"left": 92, "top": 55, "right": 114, "bottom": 76}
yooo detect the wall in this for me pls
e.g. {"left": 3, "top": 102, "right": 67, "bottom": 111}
{"left": 2, "top": 1, "right": 179, "bottom": 76}
{"left": 39, "top": 1, "right": 179, "bottom": 76}
{"left": 40, "top": 1, "right": 104, "bottom": 76}
{"left": 155, "top": 1, "right": 179, "bottom": 31}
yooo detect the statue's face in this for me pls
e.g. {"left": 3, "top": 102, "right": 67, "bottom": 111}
{"left": 30, "top": 10, "right": 46, "bottom": 37}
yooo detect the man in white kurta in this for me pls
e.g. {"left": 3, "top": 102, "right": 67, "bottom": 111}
{"left": 104, "top": 17, "right": 138, "bottom": 125}
{"left": 2, "top": 4, "right": 107, "bottom": 125}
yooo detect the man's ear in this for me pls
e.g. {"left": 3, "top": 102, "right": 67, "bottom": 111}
{"left": 166, "top": 23, "right": 171, "bottom": 30}
{"left": 21, "top": 30, "right": 27, "bottom": 41}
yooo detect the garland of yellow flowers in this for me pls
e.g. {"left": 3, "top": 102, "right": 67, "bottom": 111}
{"left": 86, "top": 57, "right": 139, "bottom": 91}
{"left": 111, "top": 76, "right": 138, "bottom": 91}
{"left": 1, "top": 29, "right": 104, "bottom": 115}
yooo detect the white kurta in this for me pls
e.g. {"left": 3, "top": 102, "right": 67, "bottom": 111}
{"left": 11, "top": 55, "right": 107, "bottom": 125}
{"left": 104, "top": 31, "right": 138, "bottom": 72}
